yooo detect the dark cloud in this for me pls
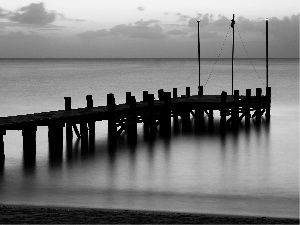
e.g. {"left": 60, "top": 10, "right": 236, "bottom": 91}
{"left": 78, "top": 19, "right": 167, "bottom": 40}
{"left": 10, "top": 3, "right": 57, "bottom": 25}
{"left": 137, "top": 7, "right": 145, "bottom": 11}
{"left": 166, "top": 29, "right": 187, "bottom": 35}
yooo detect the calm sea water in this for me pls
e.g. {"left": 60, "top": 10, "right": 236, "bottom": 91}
{"left": 0, "top": 58, "right": 299, "bottom": 218}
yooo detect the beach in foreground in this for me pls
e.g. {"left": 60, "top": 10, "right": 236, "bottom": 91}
{"left": 0, "top": 205, "right": 299, "bottom": 224}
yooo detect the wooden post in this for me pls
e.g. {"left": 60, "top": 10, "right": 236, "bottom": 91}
{"left": 220, "top": 91, "right": 227, "bottom": 129}
{"left": 186, "top": 87, "right": 190, "bottom": 98}
{"left": 80, "top": 122, "right": 88, "bottom": 151}
{"left": 158, "top": 89, "right": 164, "bottom": 101}
{"left": 148, "top": 94, "right": 156, "bottom": 137}
{"left": 86, "top": 95, "right": 95, "bottom": 150}
{"left": 128, "top": 96, "right": 137, "bottom": 143}
{"left": 126, "top": 92, "right": 131, "bottom": 104}
{"left": 245, "top": 89, "right": 251, "bottom": 127}
{"left": 208, "top": 109, "right": 214, "bottom": 131}
{"left": 23, "top": 125, "right": 37, "bottom": 159}
{"left": 256, "top": 88, "right": 262, "bottom": 123}
{"left": 233, "top": 90, "right": 239, "bottom": 128}
{"left": 266, "top": 87, "right": 271, "bottom": 121}
{"left": 173, "top": 88, "right": 179, "bottom": 133}
{"left": 0, "top": 130, "right": 5, "bottom": 161}
{"left": 161, "top": 92, "right": 171, "bottom": 136}
{"left": 143, "top": 91, "right": 148, "bottom": 102}
{"left": 198, "top": 85, "right": 203, "bottom": 96}
{"left": 107, "top": 93, "right": 117, "bottom": 142}
{"left": 143, "top": 91, "right": 149, "bottom": 138}
{"left": 181, "top": 107, "right": 191, "bottom": 132}
{"left": 64, "top": 97, "right": 73, "bottom": 144}
{"left": 48, "top": 123, "right": 63, "bottom": 159}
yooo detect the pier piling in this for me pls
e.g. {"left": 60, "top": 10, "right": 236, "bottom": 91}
{"left": 245, "top": 89, "right": 251, "bottom": 127}
{"left": 23, "top": 126, "right": 37, "bottom": 159}
{"left": 107, "top": 93, "right": 117, "bottom": 142}
{"left": 86, "top": 95, "right": 95, "bottom": 149}
{"left": 256, "top": 88, "right": 262, "bottom": 123}
{"left": 0, "top": 130, "right": 5, "bottom": 161}
{"left": 266, "top": 87, "right": 271, "bottom": 121}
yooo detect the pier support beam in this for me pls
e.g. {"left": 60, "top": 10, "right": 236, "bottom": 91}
{"left": 148, "top": 94, "right": 156, "bottom": 138}
{"left": 64, "top": 97, "right": 73, "bottom": 146}
{"left": 126, "top": 92, "right": 131, "bottom": 104}
{"left": 107, "top": 93, "right": 117, "bottom": 143}
{"left": 86, "top": 95, "right": 95, "bottom": 150}
{"left": 0, "top": 130, "right": 6, "bottom": 161}
{"left": 220, "top": 91, "right": 227, "bottom": 130}
{"left": 186, "top": 87, "right": 190, "bottom": 98}
{"left": 48, "top": 123, "right": 63, "bottom": 158}
{"left": 143, "top": 91, "right": 149, "bottom": 138}
{"left": 256, "top": 88, "right": 262, "bottom": 123}
{"left": 181, "top": 108, "right": 191, "bottom": 132}
{"left": 233, "top": 90, "right": 239, "bottom": 129}
{"left": 266, "top": 87, "right": 271, "bottom": 121}
{"left": 173, "top": 88, "right": 179, "bottom": 133}
{"left": 245, "top": 89, "right": 251, "bottom": 127}
{"left": 23, "top": 125, "right": 37, "bottom": 160}
{"left": 160, "top": 92, "right": 171, "bottom": 136}
{"left": 208, "top": 109, "right": 214, "bottom": 132}
{"left": 198, "top": 85, "right": 203, "bottom": 96}
{"left": 128, "top": 96, "right": 137, "bottom": 143}
{"left": 80, "top": 122, "right": 88, "bottom": 151}
{"left": 158, "top": 89, "right": 164, "bottom": 101}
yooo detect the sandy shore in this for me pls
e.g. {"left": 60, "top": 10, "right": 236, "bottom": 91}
{"left": 0, "top": 205, "right": 299, "bottom": 224}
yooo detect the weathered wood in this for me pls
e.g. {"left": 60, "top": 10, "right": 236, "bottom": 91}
{"left": 86, "top": 95, "right": 95, "bottom": 149}
{"left": 186, "top": 87, "right": 190, "bottom": 98}
{"left": 160, "top": 92, "right": 171, "bottom": 136}
{"left": 0, "top": 130, "right": 5, "bottom": 161}
{"left": 148, "top": 94, "right": 156, "bottom": 137}
{"left": 220, "top": 91, "right": 227, "bottom": 128}
{"left": 107, "top": 93, "right": 117, "bottom": 141}
{"left": 128, "top": 96, "right": 137, "bottom": 142}
{"left": 158, "top": 89, "right": 164, "bottom": 101}
{"left": 232, "top": 90, "right": 239, "bottom": 128}
{"left": 208, "top": 109, "right": 214, "bottom": 131}
{"left": 64, "top": 97, "right": 73, "bottom": 144}
{"left": 141, "top": 91, "right": 147, "bottom": 102}
{"left": 126, "top": 92, "right": 131, "bottom": 104}
{"left": 198, "top": 85, "right": 203, "bottom": 96}
{"left": 245, "top": 89, "right": 251, "bottom": 127}
{"left": 256, "top": 88, "right": 262, "bottom": 123}
{"left": 266, "top": 87, "right": 271, "bottom": 121}
{"left": 48, "top": 123, "right": 63, "bottom": 152}
{"left": 173, "top": 88, "right": 179, "bottom": 133}
{"left": 23, "top": 125, "right": 37, "bottom": 158}
{"left": 80, "top": 122, "right": 88, "bottom": 151}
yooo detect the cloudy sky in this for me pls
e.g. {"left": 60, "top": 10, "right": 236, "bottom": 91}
{"left": 0, "top": 0, "right": 299, "bottom": 58}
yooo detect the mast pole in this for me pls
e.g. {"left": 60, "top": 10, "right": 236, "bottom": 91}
{"left": 197, "top": 20, "right": 201, "bottom": 88}
{"left": 231, "top": 14, "right": 235, "bottom": 96}
{"left": 266, "top": 18, "right": 269, "bottom": 87}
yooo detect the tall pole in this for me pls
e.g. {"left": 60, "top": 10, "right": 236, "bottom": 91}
{"left": 197, "top": 20, "right": 200, "bottom": 88}
{"left": 266, "top": 18, "right": 269, "bottom": 87}
{"left": 231, "top": 14, "right": 235, "bottom": 96}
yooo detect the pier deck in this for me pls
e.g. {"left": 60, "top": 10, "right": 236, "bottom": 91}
{"left": 0, "top": 86, "right": 271, "bottom": 162}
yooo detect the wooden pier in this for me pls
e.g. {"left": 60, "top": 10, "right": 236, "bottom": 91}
{"left": 0, "top": 86, "right": 271, "bottom": 162}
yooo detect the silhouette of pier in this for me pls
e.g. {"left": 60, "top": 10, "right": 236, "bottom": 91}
{"left": 0, "top": 86, "right": 271, "bottom": 162}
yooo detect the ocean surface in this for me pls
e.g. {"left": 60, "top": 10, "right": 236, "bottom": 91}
{"left": 0, "top": 58, "right": 299, "bottom": 218}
